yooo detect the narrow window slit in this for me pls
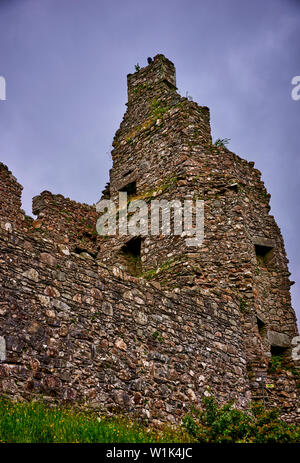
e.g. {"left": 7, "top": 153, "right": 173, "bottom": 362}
{"left": 257, "top": 317, "right": 266, "bottom": 336}
{"left": 123, "top": 169, "right": 134, "bottom": 177}
{"left": 119, "top": 181, "right": 136, "bottom": 197}
{"left": 255, "top": 244, "right": 275, "bottom": 269}
{"left": 269, "top": 345, "right": 289, "bottom": 372}
{"left": 120, "top": 236, "right": 142, "bottom": 276}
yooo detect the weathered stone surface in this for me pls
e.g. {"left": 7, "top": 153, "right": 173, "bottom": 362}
{"left": 22, "top": 268, "right": 39, "bottom": 282}
{"left": 267, "top": 330, "right": 290, "bottom": 347}
{"left": 40, "top": 253, "right": 57, "bottom": 267}
{"left": 115, "top": 338, "right": 127, "bottom": 351}
{"left": 134, "top": 310, "right": 148, "bottom": 325}
{"left": 0, "top": 336, "right": 5, "bottom": 362}
{"left": 4, "top": 222, "right": 12, "bottom": 233}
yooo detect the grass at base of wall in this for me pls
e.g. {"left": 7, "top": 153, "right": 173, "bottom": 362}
{"left": 0, "top": 396, "right": 299, "bottom": 443}
{"left": 0, "top": 397, "right": 193, "bottom": 444}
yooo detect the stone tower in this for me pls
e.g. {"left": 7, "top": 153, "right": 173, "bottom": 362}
{"left": 99, "top": 54, "right": 300, "bottom": 417}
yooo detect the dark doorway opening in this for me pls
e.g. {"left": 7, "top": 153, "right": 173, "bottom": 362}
{"left": 120, "top": 236, "right": 142, "bottom": 276}
{"left": 257, "top": 317, "right": 266, "bottom": 336}
{"left": 255, "top": 244, "right": 275, "bottom": 269}
{"left": 269, "top": 345, "right": 289, "bottom": 373}
{"left": 119, "top": 181, "right": 137, "bottom": 197}
{"left": 270, "top": 345, "right": 288, "bottom": 357}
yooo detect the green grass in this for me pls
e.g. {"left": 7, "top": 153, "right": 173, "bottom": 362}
{"left": 1, "top": 395, "right": 299, "bottom": 444}
{"left": 0, "top": 397, "right": 192, "bottom": 443}
{"left": 149, "top": 98, "right": 170, "bottom": 119}
{"left": 214, "top": 138, "right": 230, "bottom": 148}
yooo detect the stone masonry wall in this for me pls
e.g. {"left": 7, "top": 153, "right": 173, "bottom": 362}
{"left": 0, "top": 224, "right": 253, "bottom": 424}
{"left": 0, "top": 163, "right": 24, "bottom": 232}
{"left": 32, "top": 190, "right": 100, "bottom": 258}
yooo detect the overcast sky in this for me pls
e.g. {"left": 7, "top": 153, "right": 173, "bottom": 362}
{"left": 0, "top": 0, "right": 299, "bottom": 328}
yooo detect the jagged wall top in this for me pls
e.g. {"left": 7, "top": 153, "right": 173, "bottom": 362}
{"left": 127, "top": 54, "right": 176, "bottom": 104}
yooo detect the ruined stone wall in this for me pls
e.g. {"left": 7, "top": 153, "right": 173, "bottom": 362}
{"left": 0, "top": 224, "right": 254, "bottom": 424}
{"left": 97, "top": 55, "right": 300, "bottom": 421}
{"left": 0, "top": 163, "right": 24, "bottom": 231}
{"left": 0, "top": 54, "right": 299, "bottom": 424}
{"left": 0, "top": 216, "right": 298, "bottom": 422}
{"left": 100, "top": 55, "right": 298, "bottom": 351}
{"left": 32, "top": 191, "right": 100, "bottom": 258}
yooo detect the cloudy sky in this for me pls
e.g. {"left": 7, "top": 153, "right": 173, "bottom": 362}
{"left": 0, "top": 0, "right": 299, "bottom": 327}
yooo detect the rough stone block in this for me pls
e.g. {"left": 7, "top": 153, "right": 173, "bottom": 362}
{"left": 0, "top": 336, "right": 6, "bottom": 362}
{"left": 267, "top": 330, "right": 290, "bottom": 347}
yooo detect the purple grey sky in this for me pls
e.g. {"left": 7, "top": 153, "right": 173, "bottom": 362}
{"left": 0, "top": 0, "right": 299, "bottom": 328}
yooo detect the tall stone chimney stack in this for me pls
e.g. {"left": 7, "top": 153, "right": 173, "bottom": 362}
{"left": 127, "top": 54, "right": 177, "bottom": 104}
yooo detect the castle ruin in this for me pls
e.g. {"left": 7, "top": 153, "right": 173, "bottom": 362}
{"left": 0, "top": 54, "right": 299, "bottom": 424}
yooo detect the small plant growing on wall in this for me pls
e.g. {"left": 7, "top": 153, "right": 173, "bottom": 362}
{"left": 214, "top": 138, "right": 230, "bottom": 148}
